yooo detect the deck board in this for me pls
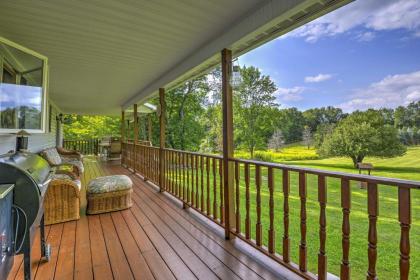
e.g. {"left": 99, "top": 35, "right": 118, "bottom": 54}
{"left": 9, "top": 157, "right": 295, "bottom": 280}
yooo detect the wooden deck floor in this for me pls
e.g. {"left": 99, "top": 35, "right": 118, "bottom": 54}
{"left": 8, "top": 157, "right": 300, "bottom": 280}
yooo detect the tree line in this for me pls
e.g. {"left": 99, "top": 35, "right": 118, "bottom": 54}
{"left": 64, "top": 65, "right": 419, "bottom": 166}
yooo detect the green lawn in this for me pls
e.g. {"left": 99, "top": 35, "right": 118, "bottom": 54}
{"left": 166, "top": 146, "right": 420, "bottom": 279}
{"left": 234, "top": 146, "right": 420, "bottom": 279}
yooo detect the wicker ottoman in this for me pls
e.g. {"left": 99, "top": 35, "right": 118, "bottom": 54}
{"left": 87, "top": 175, "right": 133, "bottom": 214}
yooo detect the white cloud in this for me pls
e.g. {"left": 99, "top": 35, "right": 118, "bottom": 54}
{"left": 406, "top": 91, "right": 420, "bottom": 102}
{"left": 288, "top": 0, "right": 420, "bottom": 42}
{"left": 276, "top": 86, "right": 305, "bottom": 102}
{"left": 338, "top": 70, "right": 420, "bottom": 112}
{"left": 356, "top": 31, "right": 376, "bottom": 42}
{"left": 304, "top": 74, "right": 332, "bottom": 83}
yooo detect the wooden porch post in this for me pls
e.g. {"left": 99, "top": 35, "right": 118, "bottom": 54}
{"left": 148, "top": 115, "right": 152, "bottom": 144}
{"left": 159, "top": 88, "right": 166, "bottom": 192}
{"left": 121, "top": 110, "right": 125, "bottom": 165}
{"left": 133, "top": 104, "right": 138, "bottom": 172}
{"left": 221, "top": 48, "right": 235, "bottom": 239}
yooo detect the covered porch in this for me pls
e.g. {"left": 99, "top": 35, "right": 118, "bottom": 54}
{"left": 1, "top": 1, "right": 419, "bottom": 279}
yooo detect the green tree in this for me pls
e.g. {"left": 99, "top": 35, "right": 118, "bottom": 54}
{"left": 275, "top": 108, "right": 305, "bottom": 143}
{"left": 303, "top": 106, "right": 345, "bottom": 132}
{"left": 165, "top": 76, "right": 208, "bottom": 151}
{"left": 63, "top": 115, "right": 121, "bottom": 139}
{"left": 320, "top": 111, "right": 406, "bottom": 167}
{"left": 314, "top": 123, "right": 335, "bottom": 149}
{"left": 234, "top": 66, "right": 277, "bottom": 157}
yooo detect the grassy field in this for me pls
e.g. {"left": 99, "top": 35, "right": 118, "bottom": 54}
{"left": 165, "top": 146, "right": 419, "bottom": 279}
{"left": 231, "top": 145, "right": 420, "bottom": 279}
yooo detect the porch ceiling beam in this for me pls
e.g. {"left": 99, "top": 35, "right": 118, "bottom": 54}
{"left": 122, "top": 0, "right": 352, "bottom": 109}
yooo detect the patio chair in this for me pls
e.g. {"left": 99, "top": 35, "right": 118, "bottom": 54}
{"left": 108, "top": 139, "right": 122, "bottom": 160}
{"left": 56, "top": 146, "right": 83, "bottom": 161}
{"left": 44, "top": 169, "right": 81, "bottom": 225}
{"left": 40, "top": 147, "right": 84, "bottom": 177}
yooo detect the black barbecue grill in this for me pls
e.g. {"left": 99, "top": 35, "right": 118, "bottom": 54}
{"left": 0, "top": 151, "right": 52, "bottom": 280}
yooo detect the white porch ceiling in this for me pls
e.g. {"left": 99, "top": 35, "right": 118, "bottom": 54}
{"left": 0, "top": 0, "right": 351, "bottom": 115}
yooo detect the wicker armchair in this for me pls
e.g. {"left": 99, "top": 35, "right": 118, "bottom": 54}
{"left": 40, "top": 147, "right": 84, "bottom": 177}
{"left": 56, "top": 146, "right": 83, "bottom": 161}
{"left": 44, "top": 170, "right": 81, "bottom": 225}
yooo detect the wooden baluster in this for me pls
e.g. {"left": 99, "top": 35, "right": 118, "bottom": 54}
{"left": 255, "top": 165, "right": 262, "bottom": 246}
{"left": 158, "top": 149, "right": 160, "bottom": 183}
{"left": 219, "top": 158, "right": 224, "bottom": 224}
{"left": 182, "top": 153, "right": 187, "bottom": 201}
{"left": 206, "top": 157, "right": 210, "bottom": 215}
{"left": 150, "top": 148, "right": 153, "bottom": 179}
{"left": 145, "top": 147, "right": 148, "bottom": 178}
{"left": 180, "top": 153, "right": 184, "bottom": 199}
{"left": 173, "top": 151, "right": 176, "bottom": 195}
{"left": 142, "top": 146, "right": 144, "bottom": 174}
{"left": 162, "top": 150, "right": 166, "bottom": 190}
{"left": 245, "top": 163, "right": 251, "bottom": 239}
{"left": 170, "top": 151, "right": 174, "bottom": 193}
{"left": 173, "top": 151, "right": 176, "bottom": 194}
{"left": 186, "top": 153, "right": 190, "bottom": 204}
{"left": 367, "top": 182, "right": 378, "bottom": 280}
{"left": 171, "top": 151, "right": 176, "bottom": 195}
{"left": 176, "top": 151, "right": 179, "bottom": 197}
{"left": 149, "top": 148, "right": 152, "bottom": 180}
{"left": 176, "top": 152, "right": 182, "bottom": 198}
{"left": 191, "top": 154, "right": 195, "bottom": 206}
{"left": 283, "top": 169, "right": 290, "bottom": 263}
{"left": 156, "top": 149, "right": 158, "bottom": 182}
{"left": 153, "top": 148, "right": 156, "bottom": 180}
{"left": 299, "top": 172, "right": 307, "bottom": 272}
{"left": 142, "top": 147, "right": 147, "bottom": 176}
{"left": 200, "top": 155, "right": 204, "bottom": 211}
{"left": 139, "top": 146, "right": 141, "bottom": 176}
{"left": 195, "top": 155, "right": 199, "bottom": 207}
{"left": 212, "top": 158, "right": 217, "bottom": 220}
{"left": 163, "top": 150, "right": 166, "bottom": 189}
{"left": 148, "top": 147, "right": 150, "bottom": 179}
{"left": 133, "top": 145, "right": 136, "bottom": 171}
{"left": 175, "top": 151, "right": 179, "bottom": 196}
{"left": 235, "top": 161, "right": 241, "bottom": 234}
{"left": 153, "top": 149, "right": 155, "bottom": 181}
{"left": 340, "top": 178, "right": 351, "bottom": 280}
{"left": 398, "top": 187, "right": 411, "bottom": 280}
{"left": 268, "top": 167, "right": 275, "bottom": 253}
{"left": 318, "top": 175, "right": 327, "bottom": 280}
{"left": 153, "top": 149, "right": 161, "bottom": 183}
{"left": 156, "top": 149, "right": 159, "bottom": 182}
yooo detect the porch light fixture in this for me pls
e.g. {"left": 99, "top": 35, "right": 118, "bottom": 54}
{"left": 14, "top": 129, "right": 31, "bottom": 152}
{"left": 231, "top": 59, "right": 242, "bottom": 89}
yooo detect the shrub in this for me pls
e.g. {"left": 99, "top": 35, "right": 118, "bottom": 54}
{"left": 253, "top": 151, "right": 274, "bottom": 162}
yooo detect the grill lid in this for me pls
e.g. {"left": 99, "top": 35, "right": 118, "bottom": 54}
{"left": 0, "top": 152, "right": 51, "bottom": 185}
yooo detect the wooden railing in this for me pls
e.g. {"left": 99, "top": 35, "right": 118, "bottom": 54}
{"left": 63, "top": 139, "right": 99, "bottom": 155}
{"left": 122, "top": 143, "right": 420, "bottom": 280}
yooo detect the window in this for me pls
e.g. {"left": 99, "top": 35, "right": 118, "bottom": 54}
{"left": 0, "top": 37, "right": 48, "bottom": 133}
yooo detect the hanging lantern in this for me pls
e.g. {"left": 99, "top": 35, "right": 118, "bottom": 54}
{"left": 231, "top": 60, "right": 242, "bottom": 89}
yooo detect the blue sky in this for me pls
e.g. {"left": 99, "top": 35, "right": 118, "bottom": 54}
{"left": 239, "top": 0, "right": 420, "bottom": 112}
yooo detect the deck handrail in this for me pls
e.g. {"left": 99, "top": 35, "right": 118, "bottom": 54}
{"left": 63, "top": 138, "right": 99, "bottom": 155}
{"left": 121, "top": 142, "right": 418, "bottom": 280}
{"left": 230, "top": 157, "right": 420, "bottom": 189}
